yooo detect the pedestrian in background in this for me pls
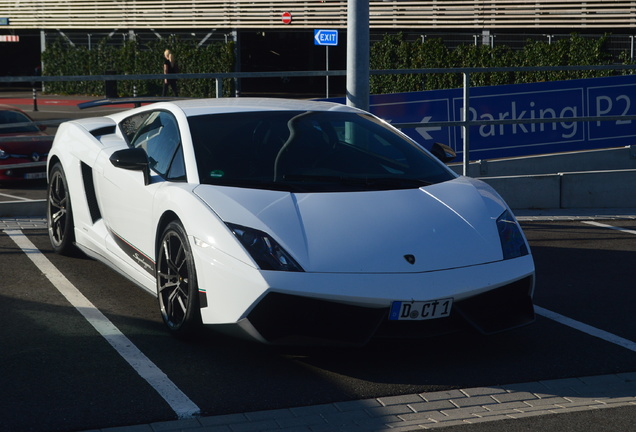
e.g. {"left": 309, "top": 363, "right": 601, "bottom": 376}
{"left": 162, "top": 49, "right": 179, "bottom": 97}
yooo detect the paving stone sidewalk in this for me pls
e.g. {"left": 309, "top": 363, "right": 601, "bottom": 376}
{"left": 80, "top": 372, "right": 635, "bottom": 432}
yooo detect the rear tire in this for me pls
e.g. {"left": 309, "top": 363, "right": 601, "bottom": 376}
{"left": 156, "top": 221, "right": 202, "bottom": 338}
{"left": 47, "top": 163, "right": 76, "bottom": 255}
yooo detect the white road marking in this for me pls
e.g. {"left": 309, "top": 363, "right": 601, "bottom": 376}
{"left": 0, "top": 192, "right": 31, "bottom": 201}
{"left": 583, "top": 220, "right": 636, "bottom": 235}
{"left": 535, "top": 306, "right": 636, "bottom": 353}
{"left": 6, "top": 229, "right": 200, "bottom": 419}
{"left": 534, "top": 220, "right": 636, "bottom": 351}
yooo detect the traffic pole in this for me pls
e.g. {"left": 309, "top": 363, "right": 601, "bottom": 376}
{"left": 346, "top": 0, "right": 369, "bottom": 111}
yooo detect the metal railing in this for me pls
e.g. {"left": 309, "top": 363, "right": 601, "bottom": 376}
{"left": 3, "top": 62, "right": 636, "bottom": 175}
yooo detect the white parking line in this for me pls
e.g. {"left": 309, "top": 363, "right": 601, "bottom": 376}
{"left": 536, "top": 306, "right": 636, "bottom": 353}
{"left": 0, "top": 192, "right": 31, "bottom": 201}
{"left": 5, "top": 229, "right": 201, "bottom": 419}
{"left": 583, "top": 220, "right": 636, "bottom": 235}
{"left": 533, "top": 220, "right": 636, "bottom": 351}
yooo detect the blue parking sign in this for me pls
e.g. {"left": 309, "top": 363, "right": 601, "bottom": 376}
{"left": 314, "top": 29, "right": 338, "bottom": 46}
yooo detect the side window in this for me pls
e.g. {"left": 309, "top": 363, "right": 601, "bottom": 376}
{"left": 120, "top": 112, "right": 152, "bottom": 144}
{"left": 167, "top": 146, "right": 186, "bottom": 181}
{"left": 130, "top": 111, "right": 185, "bottom": 179}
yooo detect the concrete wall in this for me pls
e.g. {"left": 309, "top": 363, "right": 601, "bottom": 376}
{"left": 450, "top": 145, "right": 636, "bottom": 178}
{"left": 449, "top": 145, "right": 636, "bottom": 210}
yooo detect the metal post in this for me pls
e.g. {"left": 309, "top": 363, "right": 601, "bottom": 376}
{"left": 215, "top": 78, "right": 223, "bottom": 98}
{"left": 326, "top": 46, "right": 329, "bottom": 98}
{"left": 346, "top": 0, "right": 369, "bottom": 111}
{"left": 462, "top": 72, "right": 470, "bottom": 176}
{"left": 482, "top": 30, "right": 490, "bottom": 46}
{"left": 32, "top": 87, "right": 38, "bottom": 112}
{"left": 40, "top": 30, "right": 46, "bottom": 93}
{"left": 232, "top": 30, "right": 240, "bottom": 97}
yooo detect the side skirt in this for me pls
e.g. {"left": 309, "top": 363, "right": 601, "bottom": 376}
{"left": 75, "top": 241, "right": 157, "bottom": 297}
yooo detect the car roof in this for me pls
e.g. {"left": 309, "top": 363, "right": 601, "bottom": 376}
{"left": 104, "top": 98, "right": 368, "bottom": 126}
{"left": 161, "top": 97, "right": 363, "bottom": 117}
{"left": 0, "top": 104, "right": 29, "bottom": 115}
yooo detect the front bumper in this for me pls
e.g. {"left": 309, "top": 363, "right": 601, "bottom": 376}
{"left": 245, "top": 276, "right": 535, "bottom": 345}
{"left": 194, "top": 241, "right": 535, "bottom": 345}
{"left": 0, "top": 160, "right": 47, "bottom": 180}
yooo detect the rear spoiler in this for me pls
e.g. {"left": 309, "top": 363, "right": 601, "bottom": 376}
{"left": 77, "top": 97, "right": 185, "bottom": 110}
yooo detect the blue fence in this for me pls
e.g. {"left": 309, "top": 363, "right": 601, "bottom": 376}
{"left": 326, "top": 74, "right": 636, "bottom": 161}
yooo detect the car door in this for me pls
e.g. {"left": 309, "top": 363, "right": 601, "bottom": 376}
{"left": 99, "top": 109, "right": 186, "bottom": 276}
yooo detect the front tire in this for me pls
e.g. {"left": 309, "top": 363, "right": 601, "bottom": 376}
{"left": 156, "top": 221, "right": 202, "bottom": 338}
{"left": 47, "top": 163, "right": 76, "bottom": 255}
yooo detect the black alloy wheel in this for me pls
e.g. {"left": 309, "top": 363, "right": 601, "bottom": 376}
{"left": 156, "top": 221, "right": 202, "bottom": 337}
{"left": 47, "top": 163, "right": 76, "bottom": 255}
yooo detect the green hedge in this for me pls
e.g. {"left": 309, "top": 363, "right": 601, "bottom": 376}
{"left": 43, "top": 32, "right": 633, "bottom": 97}
{"left": 42, "top": 35, "right": 235, "bottom": 97}
{"left": 370, "top": 33, "right": 620, "bottom": 94}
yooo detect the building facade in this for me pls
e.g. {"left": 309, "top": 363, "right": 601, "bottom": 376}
{"left": 1, "top": 1, "right": 635, "bottom": 94}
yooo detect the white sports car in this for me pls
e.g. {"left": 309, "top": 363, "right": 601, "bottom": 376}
{"left": 47, "top": 98, "right": 535, "bottom": 345}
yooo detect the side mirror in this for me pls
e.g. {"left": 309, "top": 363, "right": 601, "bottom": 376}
{"left": 110, "top": 148, "right": 150, "bottom": 185}
{"left": 430, "top": 142, "right": 456, "bottom": 163}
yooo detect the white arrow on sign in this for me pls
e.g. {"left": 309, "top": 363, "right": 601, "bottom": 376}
{"left": 416, "top": 116, "right": 441, "bottom": 140}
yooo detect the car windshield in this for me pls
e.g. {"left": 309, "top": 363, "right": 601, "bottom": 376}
{"left": 188, "top": 110, "right": 455, "bottom": 192}
{"left": 0, "top": 110, "right": 40, "bottom": 134}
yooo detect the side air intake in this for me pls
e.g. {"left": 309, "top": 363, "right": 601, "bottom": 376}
{"left": 81, "top": 162, "right": 102, "bottom": 223}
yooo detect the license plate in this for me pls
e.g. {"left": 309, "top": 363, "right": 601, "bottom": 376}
{"left": 25, "top": 172, "right": 47, "bottom": 179}
{"left": 389, "top": 298, "right": 453, "bottom": 321}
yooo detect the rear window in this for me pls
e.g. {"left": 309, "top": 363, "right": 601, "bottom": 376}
{"left": 0, "top": 110, "right": 39, "bottom": 134}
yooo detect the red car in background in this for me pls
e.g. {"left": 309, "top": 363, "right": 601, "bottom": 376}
{"left": 0, "top": 104, "right": 52, "bottom": 182}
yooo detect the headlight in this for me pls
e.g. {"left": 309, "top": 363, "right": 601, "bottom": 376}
{"left": 0, "top": 149, "right": 7, "bottom": 159}
{"left": 226, "top": 223, "right": 304, "bottom": 272}
{"left": 496, "top": 210, "right": 529, "bottom": 260}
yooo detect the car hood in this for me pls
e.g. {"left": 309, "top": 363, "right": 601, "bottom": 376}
{"left": 194, "top": 177, "right": 509, "bottom": 273}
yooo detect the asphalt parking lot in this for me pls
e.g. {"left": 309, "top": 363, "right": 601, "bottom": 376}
{"left": 0, "top": 92, "right": 634, "bottom": 431}
{"left": 0, "top": 215, "right": 634, "bottom": 432}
